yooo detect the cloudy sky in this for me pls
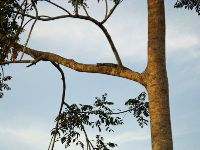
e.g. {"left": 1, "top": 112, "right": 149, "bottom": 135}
{"left": 1, "top": 0, "right": 200, "bottom": 150}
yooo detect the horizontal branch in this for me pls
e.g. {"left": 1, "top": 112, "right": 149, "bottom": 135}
{"left": 0, "top": 60, "right": 34, "bottom": 65}
{"left": 64, "top": 104, "right": 137, "bottom": 115}
{"left": 10, "top": 43, "right": 145, "bottom": 85}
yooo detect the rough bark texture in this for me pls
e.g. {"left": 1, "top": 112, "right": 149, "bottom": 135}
{"left": 144, "top": 0, "right": 173, "bottom": 149}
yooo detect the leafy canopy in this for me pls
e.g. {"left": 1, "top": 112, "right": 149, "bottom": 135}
{"left": 53, "top": 92, "right": 149, "bottom": 149}
{"left": 174, "top": 0, "right": 200, "bottom": 15}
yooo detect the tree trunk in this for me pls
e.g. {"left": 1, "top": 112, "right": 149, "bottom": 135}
{"left": 144, "top": 0, "right": 173, "bottom": 149}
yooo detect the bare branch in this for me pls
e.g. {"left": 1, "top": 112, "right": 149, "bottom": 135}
{"left": 104, "top": 0, "right": 108, "bottom": 19}
{"left": 14, "top": 44, "right": 145, "bottom": 85}
{"left": 22, "top": 18, "right": 34, "bottom": 29}
{"left": 20, "top": 0, "right": 39, "bottom": 60}
{"left": 81, "top": 124, "right": 94, "bottom": 150}
{"left": 75, "top": 0, "right": 78, "bottom": 15}
{"left": 82, "top": 4, "right": 90, "bottom": 17}
{"left": 49, "top": 62, "right": 66, "bottom": 150}
{"left": 26, "top": 55, "right": 45, "bottom": 67}
{"left": 0, "top": 60, "right": 34, "bottom": 65}
{"left": 1, "top": 66, "right": 5, "bottom": 79}
{"left": 97, "top": 23, "right": 122, "bottom": 66}
{"left": 101, "top": 0, "right": 122, "bottom": 24}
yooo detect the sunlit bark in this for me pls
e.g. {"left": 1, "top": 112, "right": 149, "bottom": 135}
{"left": 144, "top": 0, "right": 173, "bottom": 149}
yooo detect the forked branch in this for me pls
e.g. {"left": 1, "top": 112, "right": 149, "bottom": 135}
{"left": 11, "top": 0, "right": 123, "bottom": 65}
{"left": 12, "top": 10, "right": 123, "bottom": 66}
{"left": 101, "top": 0, "right": 122, "bottom": 24}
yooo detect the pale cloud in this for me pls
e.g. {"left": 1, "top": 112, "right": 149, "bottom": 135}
{"left": 0, "top": 126, "right": 49, "bottom": 149}
{"left": 106, "top": 129, "right": 150, "bottom": 145}
{"left": 0, "top": 125, "right": 85, "bottom": 150}
{"left": 166, "top": 31, "right": 200, "bottom": 51}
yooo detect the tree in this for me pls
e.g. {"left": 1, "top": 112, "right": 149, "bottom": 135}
{"left": 0, "top": 0, "right": 173, "bottom": 150}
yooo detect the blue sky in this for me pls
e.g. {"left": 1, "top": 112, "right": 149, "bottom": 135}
{"left": 0, "top": 0, "right": 200, "bottom": 149}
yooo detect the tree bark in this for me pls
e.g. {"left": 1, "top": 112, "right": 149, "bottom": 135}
{"left": 144, "top": 0, "right": 173, "bottom": 149}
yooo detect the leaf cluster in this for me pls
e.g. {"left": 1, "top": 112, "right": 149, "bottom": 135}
{"left": 53, "top": 93, "right": 122, "bottom": 149}
{"left": 174, "top": 0, "right": 200, "bottom": 15}
{"left": 52, "top": 92, "right": 149, "bottom": 149}
{"left": 0, "top": 0, "right": 20, "bottom": 61}
{"left": 0, "top": 72, "right": 12, "bottom": 98}
{"left": 95, "top": 135, "right": 117, "bottom": 150}
{"left": 125, "top": 92, "right": 149, "bottom": 128}
{"left": 0, "top": 0, "right": 38, "bottom": 62}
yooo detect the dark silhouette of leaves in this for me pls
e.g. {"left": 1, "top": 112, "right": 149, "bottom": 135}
{"left": 53, "top": 92, "right": 149, "bottom": 149}
{"left": 174, "top": 0, "right": 200, "bottom": 15}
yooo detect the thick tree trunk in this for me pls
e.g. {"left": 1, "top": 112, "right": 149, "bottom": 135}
{"left": 145, "top": 0, "right": 173, "bottom": 149}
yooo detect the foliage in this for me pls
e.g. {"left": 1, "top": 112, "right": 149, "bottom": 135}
{"left": 125, "top": 92, "right": 149, "bottom": 127}
{"left": 0, "top": 67, "right": 12, "bottom": 98}
{"left": 52, "top": 92, "right": 149, "bottom": 149}
{"left": 0, "top": 0, "right": 20, "bottom": 61}
{"left": 174, "top": 0, "right": 200, "bottom": 15}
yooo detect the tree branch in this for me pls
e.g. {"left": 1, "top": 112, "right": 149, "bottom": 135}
{"left": 75, "top": 0, "right": 78, "bottom": 15}
{"left": 12, "top": 11, "right": 123, "bottom": 66}
{"left": 20, "top": 0, "right": 38, "bottom": 60}
{"left": 48, "top": 62, "right": 66, "bottom": 150}
{"left": 104, "top": 0, "right": 108, "bottom": 19}
{"left": 101, "top": 0, "right": 122, "bottom": 24}
{"left": 82, "top": 4, "right": 90, "bottom": 17}
{"left": 81, "top": 124, "right": 94, "bottom": 150}
{"left": 13, "top": 43, "right": 145, "bottom": 85}
{"left": 0, "top": 60, "right": 34, "bottom": 65}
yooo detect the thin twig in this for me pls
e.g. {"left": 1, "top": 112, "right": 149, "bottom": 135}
{"left": 75, "top": 0, "right": 78, "bottom": 15}
{"left": 0, "top": 60, "right": 34, "bottom": 65}
{"left": 101, "top": 0, "right": 122, "bottom": 24}
{"left": 20, "top": 0, "right": 38, "bottom": 60}
{"left": 81, "top": 124, "right": 94, "bottom": 150}
{"left": 104, "top": 0, "right": 108, "bottom": 19}
{"left": 26, "top": 55, "right": 45, "bottom": 67}
{"left": 82, "top": 4, "right": 90, "bottom": 17}
{"left": 22, "top": 18, "right": 33, "bottom": 29}
{"left": 0, "top": 66, "right": 4, "bottom": 79}
{"left": 63, "top": 102, "right": 136, "bottom": 115}
{"left": 97, "top": 23, "right": 123, "bottom": 66}
{"left": 48, "top": 136, "right": 54, "bottom": 150}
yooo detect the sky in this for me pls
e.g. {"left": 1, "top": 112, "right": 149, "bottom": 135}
{"left": 0, "top": 0, "right": 200, "bottom": 150}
